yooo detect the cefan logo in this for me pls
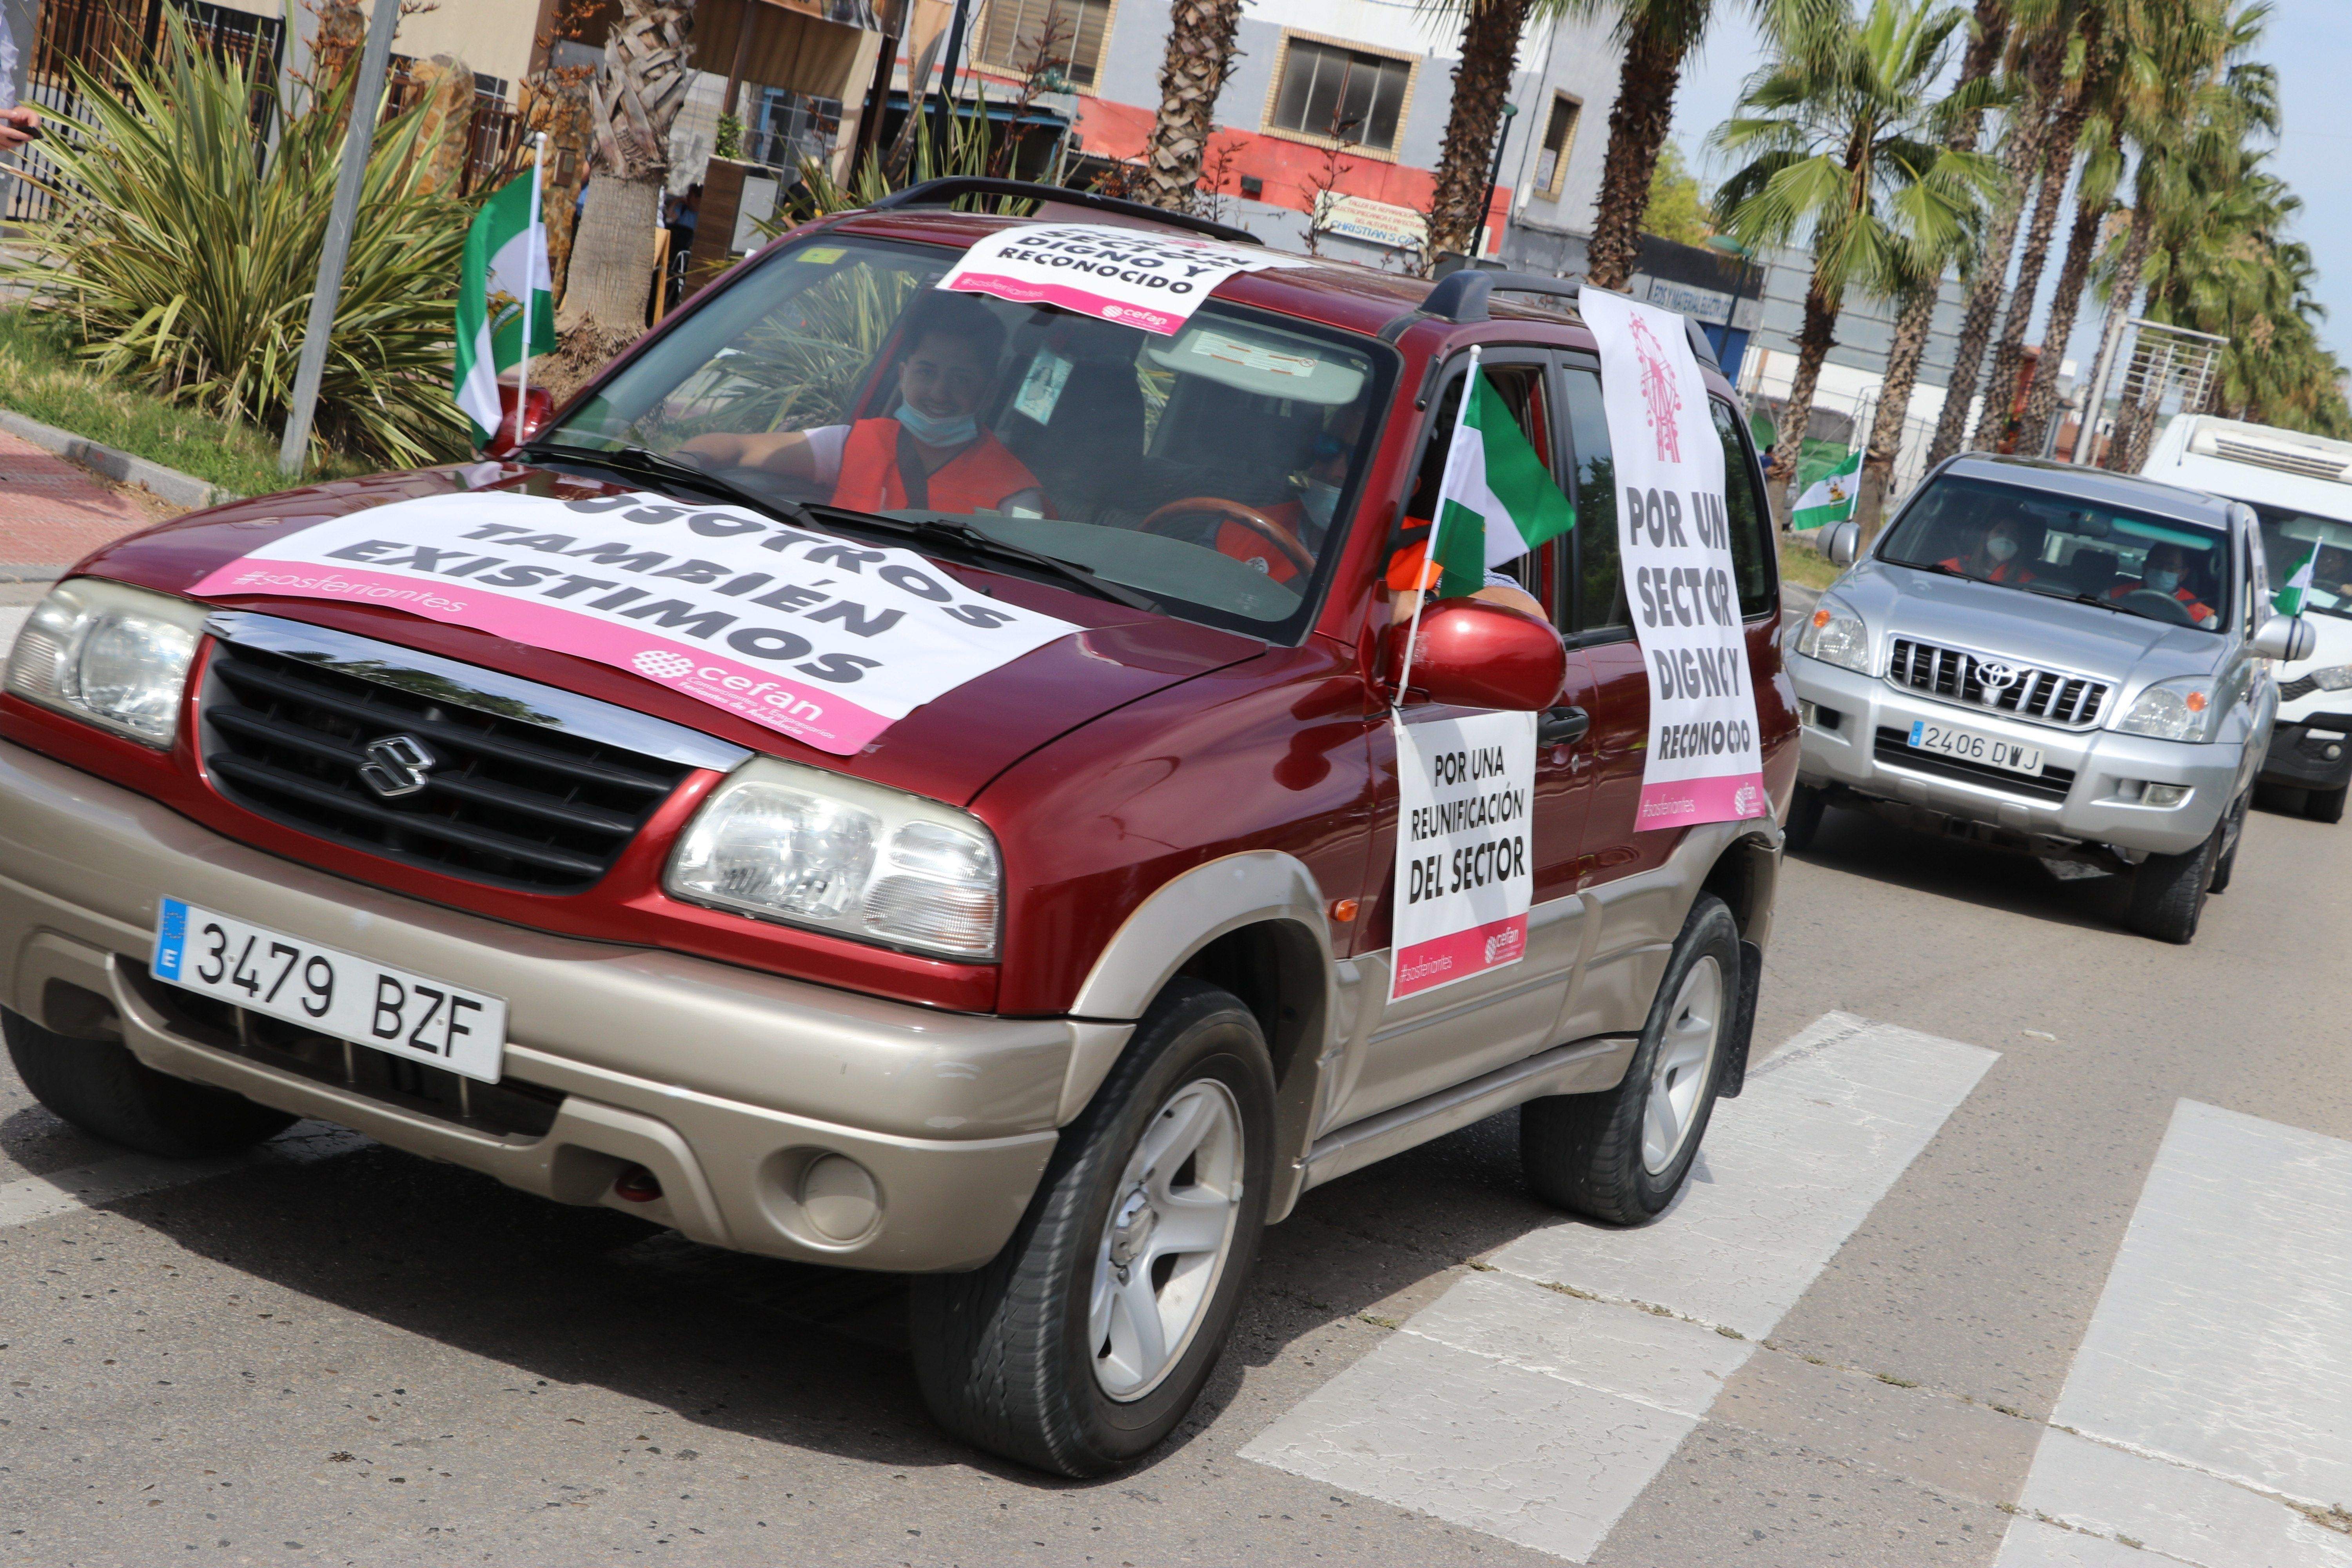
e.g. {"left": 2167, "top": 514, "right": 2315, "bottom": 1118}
{"left": 1735, "top": 782, "right": 1764, "bottom": 817}
{"left": 1628, "top": 312, "right": 1684, "bottom": 465}
{"left": 632, "top": 649, "right": 696, "bottom": 681}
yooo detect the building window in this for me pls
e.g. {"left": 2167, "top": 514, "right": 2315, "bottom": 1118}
{"left": 1269, "top": 38, "right": 1411, "bottom": 152}
{"left": 744, "top": 87, "right": 843, "bottom": 172}
{"left": 1535, "top": 93, "right": 1579, "bottom": 198}
{"left": 976, "top": 0, "right": 1114, "bottom": 89}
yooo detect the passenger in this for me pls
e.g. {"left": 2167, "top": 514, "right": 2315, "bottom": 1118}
{"left": 1940, "top": 517, "right": 2037, "bottom": 584}
{"left": 681, "top": 293, "right": 1047, "bottom": 516}
{"left": 2111, "top": 543, "right": 2219, "bottom": 626}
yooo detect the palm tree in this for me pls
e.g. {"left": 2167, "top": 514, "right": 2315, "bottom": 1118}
{"left": 1138, "top": 0, "right": 1245, "bottom": 211}
{"left": 561, "top": 0, "right": 694, "bottom": 334}
{"left": 1427, "top": 0, "right": 1541, "bottom": 260}
{"left": 2011, "top": 109, "right": 2122, "bottom": 454}
{"left": 1713, "top": 0, "right": 2002, "bottom": 523}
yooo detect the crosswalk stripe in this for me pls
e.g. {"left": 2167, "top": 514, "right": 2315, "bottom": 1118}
{"left": 1240, "top": 1012, "right": 1998, "bottom": 1562}
{"left": 0, "top": 1122, "right": 370, "bottom": 1229}
{"left": 1992, "top": 1101, "right": 2352, "bottom": 1568}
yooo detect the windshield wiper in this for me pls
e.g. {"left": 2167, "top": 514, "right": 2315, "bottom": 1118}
{"left": 1890, "top": 558, "right": 1972, "bottom": 581}
{"left": 2022, "top": 583, "right": 2139, "bottom": 618}
{"left": 802, "top": 505, "right": 1160, "bottom": 613}
{"left": 519, "top": 441, "right": 827, "bottom": 533}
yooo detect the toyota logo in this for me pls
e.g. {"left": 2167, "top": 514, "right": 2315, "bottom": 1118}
{"left": 1978, "top": 662, "right": 2020, "bottom": 690}
{"left": 356, "top": 733, "right": 437, "bottom": 799}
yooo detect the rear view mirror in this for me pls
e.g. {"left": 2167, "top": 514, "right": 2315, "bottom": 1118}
{"left": 2252, "top": 614, "right": 2316, "bottom": 662}
{"left": 1815, "top": 521, "right": 1860, "bottom": 568}
{"left": 1388, "top": 599, "right": 1568, "bottom": 711}
{"left": 484, "top": 384, "right": 554, "bottom": 457}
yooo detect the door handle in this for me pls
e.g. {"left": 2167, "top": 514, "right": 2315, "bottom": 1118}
{"left": 1538, "top": 705, "right": 1590, "bottom": 745}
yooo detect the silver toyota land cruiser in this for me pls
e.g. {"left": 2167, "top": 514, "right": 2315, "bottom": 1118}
{"left": 1784, "top": 455, "right": 2313, "bottom": 943}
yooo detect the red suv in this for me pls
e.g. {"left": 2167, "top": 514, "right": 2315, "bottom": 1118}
{"left": 0, "top": 182, "right": 1795, "bottom": 1474}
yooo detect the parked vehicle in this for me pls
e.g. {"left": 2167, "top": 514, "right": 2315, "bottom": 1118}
{"left": 2140, "top": 414, "right": 2352, "bottom": 823}
{"left": 1788, "top": 454, "right": 2312, "bottom": 943}
{"left": 0, "top": 182, "right": 1793, "bottom": 1475}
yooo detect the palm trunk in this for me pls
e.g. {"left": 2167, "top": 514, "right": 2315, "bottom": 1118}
{"left": 1427, "top": 0, "right": 1532, "bottom": 261}
{"left": 2016, "top": 136, "right": 2114, "bottom": 456}
{"left": 1971, "top": 89, "right": 2094, "bottom": 450}
{"left": 1583, "top": 25, "right": 1683, "bottom": 292}
{"left": 1138, "top": 0, "right": 1243, "bottom": 211}
{"left": 1855, "top": 282, "right": 1936, "bottom": 541}
{"left": 1768, "top": 269, "right": 1840, "bottom": 530}
{"left": 563, "top": 171, "right": 664, "bottom": 331}
{"left": 2094, "top": 201, "right": 2157, "bottom": 470}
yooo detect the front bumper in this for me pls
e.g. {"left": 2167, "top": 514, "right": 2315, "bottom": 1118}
{"left": 0, "top": 739, "right": 1117, "bottom": 1271}
{"left": 1788, "top": 654, "right": 2237, "bottom": 856}
{"left": 2260, "top": 712, "right": 2352, "bottom": 792}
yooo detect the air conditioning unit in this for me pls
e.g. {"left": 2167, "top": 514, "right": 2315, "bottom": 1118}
{"left": 2189, "top": 421, "right": 2352, "bottom": 482}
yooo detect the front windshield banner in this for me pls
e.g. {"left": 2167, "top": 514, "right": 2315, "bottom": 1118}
{"left": 1579, "top": 289, "right": 1770, "bottom": 830}
{"left": 189, "top": 492, "right": 1078, "bottom": 755}
{"left": 1388, "top": 710, "right": 1535, "bottom": 1001}
{"left": 936, "top": 222, "right": 1305, "bottom": 337}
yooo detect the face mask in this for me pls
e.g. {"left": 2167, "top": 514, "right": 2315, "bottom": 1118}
{"left": 2145, "top": 568, "right": 2181, "bottom": 595}
{"left": 895, "top": 401, "right": 977, "bottom": 448}
{"left": 1986, "top": 536, "right": 2018, "bottom": 562}
{"left": 1300, "top": 480, "right": 1341, "bottom": 530}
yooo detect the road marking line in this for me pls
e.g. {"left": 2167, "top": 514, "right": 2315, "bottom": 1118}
{"left": 1992, "top": 1101, "right": 2352, "bottom": 1568}
{"left": 0, "top": 1122, "right": 370, "bottom": 1229}
{"left": 1240, "top": 1012, "right": 1996, "bottom": 1561}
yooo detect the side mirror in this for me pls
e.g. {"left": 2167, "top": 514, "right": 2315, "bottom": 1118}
{"left": 1815, "top": 521, "right": 1861, "bottom": 568}
{"left": 1387, "top": 598, "right": 1568, "bottom": 711}
{"left": 483, "top": 384, "right": 554, "bottom": 457}
{"left": 2252, "top": 613, "right": 2316, "bottom": 663}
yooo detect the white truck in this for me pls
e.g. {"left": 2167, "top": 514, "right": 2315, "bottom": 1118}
{"left": 2142, "top": 414, "right": 2352, "bottom": 822}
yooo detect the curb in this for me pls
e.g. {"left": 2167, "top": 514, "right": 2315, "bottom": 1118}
{"left": 0, "top": 408, "right": 241, "bottom": 511}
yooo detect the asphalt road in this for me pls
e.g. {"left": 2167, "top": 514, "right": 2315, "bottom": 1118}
{"left": 4, "top": 618, "right": 2350, "bottom": 1565}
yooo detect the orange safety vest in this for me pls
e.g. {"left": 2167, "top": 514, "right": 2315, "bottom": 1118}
{"left": 831, "top": 418, "right": 1044, "bottom": 515}
{"left": 1939, "top": 554, "right": 2035, "bottom": 584}
{"left": 2109, "top": 580, "right": 2216, "bottom": 622}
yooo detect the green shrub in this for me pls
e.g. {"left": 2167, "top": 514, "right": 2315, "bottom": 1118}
{"left": 1, "top": 15, "right": 474, "bottom": 468}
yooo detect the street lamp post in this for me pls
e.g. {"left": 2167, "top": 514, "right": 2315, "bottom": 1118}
{"left": 277, "top": 0, "right": 400, "bottom": 477}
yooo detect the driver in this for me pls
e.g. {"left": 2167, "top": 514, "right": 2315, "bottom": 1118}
{"left": 1940, "top": 515, "right": 2037, "bottom": 584}
{"left": 1213, "top": 405, "right": 1360, "bottom": 584}
{"left": 679, "top": 293, "right": 1046, "bottom": 516}
{"left": 2111, "top": 543, "right": 2219, "bottom": 626}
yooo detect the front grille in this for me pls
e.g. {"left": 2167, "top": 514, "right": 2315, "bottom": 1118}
{"left": 201, "top": 639, "right": 699, "bottom": 893}
{"left": 127, "top": 964, "right": 563, "bottom": 1139}
{"left": 2280, "top": 674, "right": 2319, "bottom": 702}
{"left": 1886, "top": 637, "right": 2110, "bottom": 728}
{"left": 1873, "top": 726, "right": 2077, "bottom": 803}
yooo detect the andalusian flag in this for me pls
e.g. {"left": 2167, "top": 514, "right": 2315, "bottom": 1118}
{"left": 454, "top": 169, "right": 555, "bottom": 444}
{"left": 1792, "top": 448, "right": 1862, "bottom": 530}
{"left": 2274, "top": 542, "right": 2318, "bottom": 615}
{"left": 1430, "top": 358, "right": 1577, "bottom": 597}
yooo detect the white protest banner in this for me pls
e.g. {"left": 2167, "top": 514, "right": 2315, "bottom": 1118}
{"left": 1577, "top": 289, "right": 1769, "bottom": 830}
{"left": 190, "top": 491, "right": 1078, "bottom": 755}
{"left": 1389, "top": 710, "right": 1536, "bottom": 1002}
{"left": 937, "top": 222, "right": 1305, "bottom": 338}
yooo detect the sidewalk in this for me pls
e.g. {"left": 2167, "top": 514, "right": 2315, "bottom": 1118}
{"left": 0, "top": 424, "right": 170, "bottom": 581}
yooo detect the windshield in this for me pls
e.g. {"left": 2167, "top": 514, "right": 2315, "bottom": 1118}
{"left": 1879, "top": 473, "right": 2235, "bottom": 632}
{"left": 2250, "top": 502, "right": 2352, "bottom": 622}
{"left": 542, "top": 233, "right": 1391, "bottom": 638}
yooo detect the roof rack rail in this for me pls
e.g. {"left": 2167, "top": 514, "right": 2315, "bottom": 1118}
{"left": 1410, "top": 269, "right": 1723, "bottom": 373}
{"left": 866, "top": 178, "right": 1260, "bottom": 247}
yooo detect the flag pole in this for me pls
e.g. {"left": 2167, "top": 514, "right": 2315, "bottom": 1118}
{"left": 514, "top": 131, "right": 547, "bottom": 446}
{"left": 1392, "top": 345, "right": 1481, "bottom": 713}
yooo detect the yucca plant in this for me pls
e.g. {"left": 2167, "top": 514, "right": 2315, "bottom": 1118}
{"left": 0, "top": 15, "right": 474, "bottom": 467}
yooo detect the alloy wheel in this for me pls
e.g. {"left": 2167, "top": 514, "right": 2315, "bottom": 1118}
{"left": 1641, "top": 954, "right": 1724, "bottom": 1175}
{"left": 1088, "top": 1078, "right": 1245, "bottom": 1401}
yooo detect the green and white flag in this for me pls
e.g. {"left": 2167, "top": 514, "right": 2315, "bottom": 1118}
{"left": 1791, "top": 447, "right": 1862, "bottom": 530}
{"left": 454, "top": 167, "right": 555, "bottom": 444}
{"left": 2274, "top": 542, "right": 2317, "bottom": 615}
{"left": 1430, "top": 356, "right": 1577, "bottom": 598}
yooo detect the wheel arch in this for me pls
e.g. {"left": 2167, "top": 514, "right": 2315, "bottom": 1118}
{"left": 1695, "top": 824, "right": 1780, "bottom": 1098}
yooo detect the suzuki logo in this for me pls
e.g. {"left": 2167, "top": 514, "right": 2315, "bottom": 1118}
{"left": 1978, "top": 662, "right": 2020, "bottom": 690}
{"left": 356, "top": 734, "right": 437, "bottom": 799}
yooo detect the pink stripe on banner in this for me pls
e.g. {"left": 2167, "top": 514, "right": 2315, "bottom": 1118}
{"left": 942, "top": 269, "right": 1186, "bottom": 336}
{"left": 1637, "top": 771, "right": 1771, "bottom": 831}
{"left": 190, "top": 560, "right": 893, "bottom": 755}
{"left": 1392, "top": 913, "right": 1528, "bottom": 1000}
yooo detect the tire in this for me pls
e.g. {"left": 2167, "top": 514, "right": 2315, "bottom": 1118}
{"left": 1783, "top": 784, "right": 1827, "bottom": 853}
{"left": 2256, "top": 782, "right": 2308, "bottom": 816}
{"left": 910, "top": 978, "right": 1275, "bottom": 1477}
{"left": 4, "top": 1007, "right": 296, "bottom": 1157}
{"left": 2127, "top": 822, "right": 2223, "bottom": 944}
{"left": 1521, "top": 895, "right": 1740, "bottom": 1225}
{"left": 2307, "top": 785, "right": 2348, "bottom": 825}
{"left": 2208, "top": 792, "right": 2249, "bottom": 895}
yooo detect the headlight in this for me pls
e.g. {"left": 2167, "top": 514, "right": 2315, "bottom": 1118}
{"left": 2307, "top": 664, "right": 2352, "bottom": 692}
{"left": 4, "top": 579, "right": 209, "bottom": 747}
{"left": 1791, "top": 595, "right": 1871, "bottom": 673}
{"left": 2113, "top": 679, "right": 2218, "bottom": 742}
{"left": 666, "top": 757, "right": 1002, "bottom": 960}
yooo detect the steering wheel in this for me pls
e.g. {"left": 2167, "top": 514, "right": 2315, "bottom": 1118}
{"left": 2120, "top": 588, "right": 2196, "bottom": 626}
{"left": 1139, "top": 496, "right": 1317, "bottom": 579}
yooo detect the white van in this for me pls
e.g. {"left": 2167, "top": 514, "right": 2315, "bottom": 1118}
{"left": 2142, "top": 414, "right": 2352, "bottom": 822}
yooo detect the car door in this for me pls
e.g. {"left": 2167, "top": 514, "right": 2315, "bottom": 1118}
{"left": 1330, "top": 347, "right": 1604, "bottom": 1129}
{"left": 1553, "top": 362, "right": 1779, "bottom": 1041}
